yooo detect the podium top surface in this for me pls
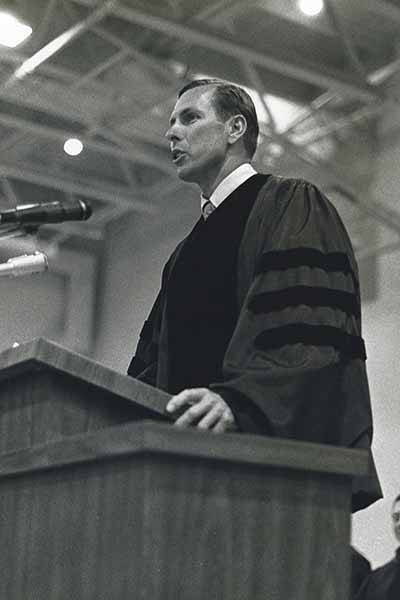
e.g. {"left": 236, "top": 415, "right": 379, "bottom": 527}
{"left": 0, "top": 337, "right": 170, "bottom": 419}
{"left": 0, "top": 420, "right": 370, "bottom": 481}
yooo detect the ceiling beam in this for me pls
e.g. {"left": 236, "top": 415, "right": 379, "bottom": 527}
{"left": 0, "top": 162, "right": 158, "bottom": 213}
{"left": 0, "top": 65, "right": 172, "bottom": 161}
{"left": 3, "top": 0, "right": 118, "bottom": 88}
{"left": 32, "top": 0, "right": 61, "bottom": 49}
{"left": 292, "top": 102, "right": 383, "bottom": 145}
{"left": 0, "top": 50, "right": 71, "bottom": 82}
{"left": 324, "top": 0, "right": 368, "bottom": 80}
{"left": 0, "top": 112, "right": 172, "bottom": 175}
{"left": 70, "top": 48, "right": 130, "bottom": 89}
{"left": 92, "top": 25, "right": 177, "bottom": 83}
{"left": 71, "top": 0, "right": 379, "bottom": 102}
{"left": 0, "top": 49, "right": 173, "bottom": 156}
{"left": 192, "top": 0, "right": 246, "bottom": 22}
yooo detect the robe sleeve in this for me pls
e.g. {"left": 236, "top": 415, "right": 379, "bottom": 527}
{"left": 126, "top": 250, "right": 176, "bottom": 386}
{"left": 210, "top": 177, "right": 371, "bottom": 448}
{"left": 126, "top": 288, "right": 162, "bottom": 387}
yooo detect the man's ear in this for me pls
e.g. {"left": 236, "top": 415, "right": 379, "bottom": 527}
{"left": 227, "top": 114, "right": 247, "bottom": 145}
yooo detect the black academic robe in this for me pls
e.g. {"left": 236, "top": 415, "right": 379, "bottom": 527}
{"left": 352, "top": 547, "right": 372, "bottom": 598}
{"left": 128, "top": 173, "right": 382, "bottom": 512}
{"left": 356, "top": 548, "right": 400, "bottom": 600}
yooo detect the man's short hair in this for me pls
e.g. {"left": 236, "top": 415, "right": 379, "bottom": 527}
{"left": 178, "top": 78, "right": 259, "bottom": 158}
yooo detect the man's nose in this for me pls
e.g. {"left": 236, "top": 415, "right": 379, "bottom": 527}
{"left": 165, "top": 123, "right": 181, "bottom": 141}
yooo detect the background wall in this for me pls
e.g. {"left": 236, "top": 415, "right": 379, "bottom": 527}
{"left": 93, "top": 184, "right": 198, "bottom": 371}
{"left": 351, "top": 125, "right": 400, "bottom": 567}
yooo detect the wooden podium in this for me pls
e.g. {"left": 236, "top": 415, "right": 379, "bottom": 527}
{"left": 0, "top": 339, "right": 369, "bottom": 600}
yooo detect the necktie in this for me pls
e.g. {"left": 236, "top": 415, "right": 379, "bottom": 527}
{"left": 202, "top": 200, "right": 215, "bottom": 220}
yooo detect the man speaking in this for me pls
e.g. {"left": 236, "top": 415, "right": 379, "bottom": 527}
{"left": 128, "top": 78, "right": 381, "bottom": 511}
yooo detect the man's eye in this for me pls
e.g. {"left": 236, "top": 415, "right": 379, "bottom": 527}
{"left": 185, "top": 114, "right": 198, "bottom": 123}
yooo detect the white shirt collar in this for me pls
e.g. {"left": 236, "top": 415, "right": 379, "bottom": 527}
{"left": 200, "top": 163, "right": 257, "bottom": 212}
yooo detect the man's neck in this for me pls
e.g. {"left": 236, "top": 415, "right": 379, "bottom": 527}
{"left": 200, "top": 156, "right": 249, "bottom": 198}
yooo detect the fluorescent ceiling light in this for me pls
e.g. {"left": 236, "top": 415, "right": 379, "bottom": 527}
{"left": 298, "top": 0, "right": 324, "bottom": 17}
{"left": 0, "top": 11, "right": 32, "bottom": 48}
{"left": 64, "top": 138, "right": 83, "bottom": 156}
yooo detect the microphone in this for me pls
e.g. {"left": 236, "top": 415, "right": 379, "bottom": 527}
{"left": 0, "top": 199, "right": 92, "bottom": 227}
{"left": 0, "top": 252, "right": 48, "bottom": 277}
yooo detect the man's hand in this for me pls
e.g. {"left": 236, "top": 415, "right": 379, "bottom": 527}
{"left": 166, "top": 388, "right": 237, "bottom": 433}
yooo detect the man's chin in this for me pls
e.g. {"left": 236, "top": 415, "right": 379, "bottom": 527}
{"left": 175, "top": 164, "right": 196, "bottom": 183}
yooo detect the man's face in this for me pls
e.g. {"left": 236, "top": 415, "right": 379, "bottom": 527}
{"left": 391, "top": 499, "right": 400, "bottom": 543}
{"left": 166, "top": 85, "right": 230, "bottom": 189}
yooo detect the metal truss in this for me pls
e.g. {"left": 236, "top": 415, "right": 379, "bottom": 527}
{"left": 0, "top": 0, "right": 397, "bottom": 255}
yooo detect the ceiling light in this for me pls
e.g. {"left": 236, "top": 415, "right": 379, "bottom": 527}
{"left": 0, "top": 11, "right": 32, "bottom": 48}
{"left": 298, "top": 0, "right": 324, "bottom": 17}
{"left": 64, "top": 138, "right": 83, "bottom": 157}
